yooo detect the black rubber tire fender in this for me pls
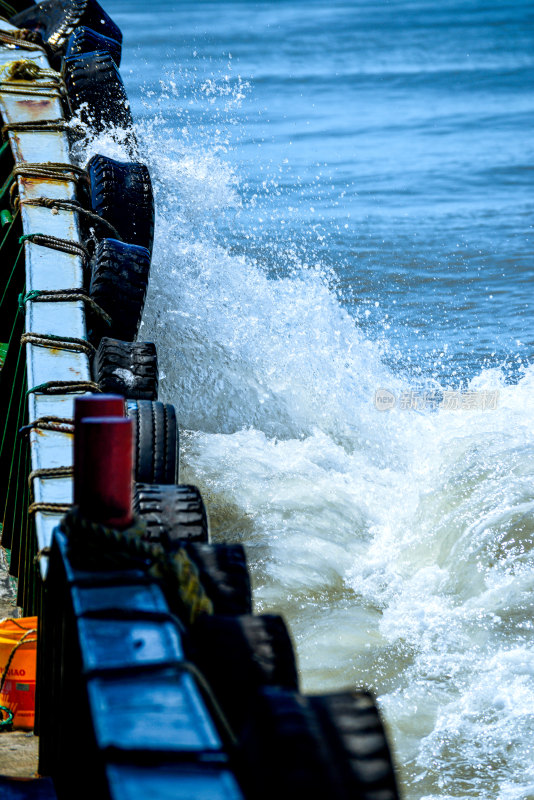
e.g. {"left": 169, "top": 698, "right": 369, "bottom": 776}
{"left": 65, "top": 25, "right": 122, "bottom": 67}
{"left": 134, "top": 483, "right": 208, "bottom": 545}
{"left": 63, "top": 51, "right": 132, "bottom": 131}
{"left": 126, "top": 400, "right": 178, "bottom": 485}
{"left": 186, "top": 614, "right": 299, "bottom": 733}
{"left": 92, "top": 337, "right": 158, "bottom": 400}
{"left": 11, "top": 0, "right": 122, "bottom": 51}
{"left": 185, "top": 542, "right": 252, "bottom": 616}
{"left": 88, "top": 155, "right": 154, "bottom": 253}
{"left": 309, "top": 691, "right": 400, "bottom": 800}
{"left": 89, "top": 238, "right": 151, "bottom": 343}
{"left": 238, "top": 688, "right": 337, "bottom": 800}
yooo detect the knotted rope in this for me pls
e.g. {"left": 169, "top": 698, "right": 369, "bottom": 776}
{"left": 0, "top": 59, "right": 62, "bottom": 83}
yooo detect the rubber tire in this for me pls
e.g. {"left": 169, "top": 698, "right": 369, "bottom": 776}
{"left": 187, "top": 614, "right": 299, "bottom": 733}
{"left": 89, "top": 238, "right": 151, "bottom": 343}
{"left": 65, "top": 25, "right": 121, "bottom": 67}
{"left": 126, "top": 400, "right": 178, "bottom": 484}
{"left": 88, "top": 155, "right": 154, "bottom": 253}
{"left": 93, "top": 337, "right": 158, "bottom": 400}
{"left": 134, "top": 483, "right": 208, "bottom": 545}
{"left": 240, "top": 688, "right": 399, "bottom": 800}
{"left": 185, "top": 542, "right": 252, "bottom": 615}
{"left": 239, "top": 688, "right": 337, "bottom": 800}
{"left": 63, "top": 51, "right": 132, "bottom": 131}
{"left": 11, "top": 0, "right": 122, "bottom": 51}
{"left": 309, "top": 691, "right": 400, "bottom": 800}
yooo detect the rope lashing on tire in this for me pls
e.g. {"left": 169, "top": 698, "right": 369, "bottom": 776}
{"left": 19, "top": 289, "right": 112, "bottom": 327}
{"left": 19, "top": 416, "right": 74, "bottom": 436}
{"left": 21, "top": 331, "right": 95, "bottom": 358}
{"left": 26, "top": 380, "right": 101, "bottom": 396}
{"left": 60, "top": 508, "right": 214, "bottom": 624}
{"left": 19, "top": 232, "right": 90, "bottom": 267}
{"left": 17, "top": 197, "right": 122, "bottom": 241}
{"left": 154, "top": 548, "right": 215, "bottom": 624}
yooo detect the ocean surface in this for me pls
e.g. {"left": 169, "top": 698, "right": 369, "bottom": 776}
{"left": 79, "top": 1, "right": 533, "bottom": 798}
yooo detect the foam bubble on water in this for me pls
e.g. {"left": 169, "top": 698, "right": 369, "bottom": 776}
{"left": 76, "top": 80, "right": 534, "bottom": 800}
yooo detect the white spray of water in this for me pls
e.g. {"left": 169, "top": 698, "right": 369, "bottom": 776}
{"left": 75, "top": 74, "right": 534, "bottom": 800}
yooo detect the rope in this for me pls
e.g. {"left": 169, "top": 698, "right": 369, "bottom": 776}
{"left": 152, "top": 549, "right": 214, "bottom": 623}
{"left": 19, "top": 416, "right": 74, "bottom": 436}
{"left": 28, "top": 466, "right": 73, "bottom": 503}
{"left": 18, "top": 197, "right": 122, "bottom": 240}
{"left": 0, "top": 59, "right": 60, "bottom": 82}
{"left": 34, "top": 546, "right": 51, "bottom": 562}
{"left": 19, "top": 289, "right": 112, "bottom": 326}
{"left": 0, "top": 85, "right": 61, "bottom": 97}
{"left": 26, "top": 380, "right": 101, "bottom": 396}
{"left": 0, "top": 630, "right": 37, "bottom": 694}
{"left": 1, "top": 618, "right": 30, "bottom": 631}
{"left": 28, "top": 502, "right": 71, "bottom": 515}
{"left": 0, "top": 30, "right": 47, "bottom": 52}
{"left": 21, "top": 332, "right": 95, "bottom": 357}
{"left": 28, "top": 466, "right": 73, "bottom": 487}
{"left": 0, "top": 163, "right": 87, "bottom": 205}
{"left": 3, "top": 121, "right": 68, "bottom": 136}
{"left": 12, "top": 162, "right": 87, "bottom": 183}
{"left": 175, "top": 659, "right": 237, "bottom": 748}
{"left": 19, "top": 232, "right": 90, "bottom": 266}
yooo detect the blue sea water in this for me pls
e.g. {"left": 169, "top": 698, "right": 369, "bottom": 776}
{"left": 85, "top": 2, "right": 534, "bottom": 798}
